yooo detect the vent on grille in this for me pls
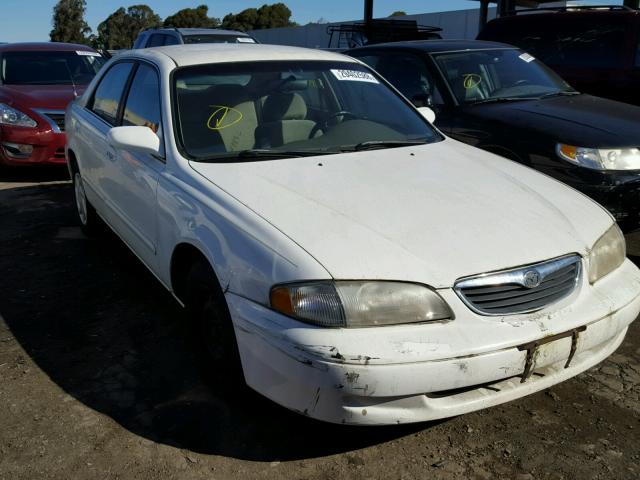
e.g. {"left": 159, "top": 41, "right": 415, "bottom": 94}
{"left": 43, "top": 113, "right": 65, "bottom": 132}
{"left": 454, "top": 255, "right": 581, "bottom": 316}
{"left": 34, "top": 110, "right": 65, "bottom": 133}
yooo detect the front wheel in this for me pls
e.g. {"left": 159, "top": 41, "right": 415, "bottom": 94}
{"left": 185, "top": 260, "right": 244, "bottom": 388}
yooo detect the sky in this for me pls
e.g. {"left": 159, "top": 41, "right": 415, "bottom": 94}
{"left": 0, "top": 0, "right": 623, "bottom": 42}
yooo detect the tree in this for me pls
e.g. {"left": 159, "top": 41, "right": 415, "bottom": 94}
{"left": 306, "top": 17, "right": 328, "bottom": 25}
{"left": 222, "top": 3, "right": 296, "bottom": 31}
{"left": 50, "top": 0, "right": 91, "bottom": 44}
{"left": 96, "top": 4, "right": 162, "bottom": 50}
{"left": 163, "top": 4, "right": 220, "bottom": 28}
{"left": 389, "top": 11, "right": 407, "bottom": 17}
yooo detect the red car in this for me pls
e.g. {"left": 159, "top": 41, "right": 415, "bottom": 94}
{"left": 0, "top": 42, "right": 105, "bottom": 166}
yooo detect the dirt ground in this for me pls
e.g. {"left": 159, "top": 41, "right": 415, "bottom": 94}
{"left": 1, "top": 167, "right": 640, "bottom": 480}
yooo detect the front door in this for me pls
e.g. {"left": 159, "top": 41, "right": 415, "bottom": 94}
{"left": 104, "top": 63, "right": 165, "bottom": 271}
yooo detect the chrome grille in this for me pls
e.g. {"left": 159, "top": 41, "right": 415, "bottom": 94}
{"left": 34, "top": 109, "right": 65, "bottom": 132}
{"left": 454, "top": 255, "right": 581, "bottom": 316}
{"left": 43, "top": 113, "right": 65, "bottom": 131}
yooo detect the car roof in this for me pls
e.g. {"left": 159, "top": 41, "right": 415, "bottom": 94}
{"left": 0, "top": 42, "right": 97, "bottom": 53}
{"left": 348, "top": 39, "right": 516, "bottom": 54}
{"left": 486, "top": 8, "right": 640, "bottom": 24}
{"left": 127, "top": 43, "right": 358, "bottom": 67}
{"left": 147, "top": 28, "right": 251, "bottom": 37}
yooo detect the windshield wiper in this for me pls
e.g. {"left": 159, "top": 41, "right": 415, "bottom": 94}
{"left": 470, "top": 97, "right": 538, "bottom": 105}
{"left": 195, "top": 148, "right": 334, "bottom": 163}
{"left": 538, "top": 91, "right": 581, "bottom": 99}
{"left": 342, "top": 140, "right": 429, "bottom": 152}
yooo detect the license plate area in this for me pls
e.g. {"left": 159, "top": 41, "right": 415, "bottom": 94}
{"left": 517, "top": 326, "right": 587, "bottom": 383}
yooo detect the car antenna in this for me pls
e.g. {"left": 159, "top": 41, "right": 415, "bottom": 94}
{"left": 63, "top": 60, "right": 79, "bottom": 98}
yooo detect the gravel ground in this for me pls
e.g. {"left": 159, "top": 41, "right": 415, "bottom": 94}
{"left": 1, "top": 168, "right": 639, "bottom": 480}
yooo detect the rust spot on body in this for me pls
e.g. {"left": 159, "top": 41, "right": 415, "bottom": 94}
{"left": 345, "top": 372, "right": 360, "bottom": 384}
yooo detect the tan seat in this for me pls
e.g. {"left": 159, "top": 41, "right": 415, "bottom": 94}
{"left": 254, "top": 93, "right": 316, "bottom": 148}
{"left": 178, "top": 84, "right": 259, "bottom": 156}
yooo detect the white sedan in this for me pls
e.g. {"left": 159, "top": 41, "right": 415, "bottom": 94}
{"left": 65, "top": 44, "right": 640, "bottom": 425}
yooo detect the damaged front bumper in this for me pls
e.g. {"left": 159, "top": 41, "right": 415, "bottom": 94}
{"left": 226, "top": 259, "right": 640, "bottom": 425}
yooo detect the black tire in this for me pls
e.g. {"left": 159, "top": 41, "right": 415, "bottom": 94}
{"left": 185, "top": 260, "right": 244, "bottom": 388}
{"left": 72, "top": 170, "right": 103, "bottom": 236}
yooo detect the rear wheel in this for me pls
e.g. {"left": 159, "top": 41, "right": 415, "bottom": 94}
{"left": 72, "top": 170, "right": 102, "bottom": 236}
{"left": 185, "top": 260, "right": 243, "bottom": 388}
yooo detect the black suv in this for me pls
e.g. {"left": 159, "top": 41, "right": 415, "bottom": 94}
{"left": 132, "top": 28, "right": 257, "bottom": 49}
{"left": 348, "top": 40, "right": 640, "bottom": 233}
{"left": 478, "top": 6, "right": 640, "bottom": 105}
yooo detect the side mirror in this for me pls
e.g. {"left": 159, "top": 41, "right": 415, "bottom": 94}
{"left": 417, "top": 106, "right": 436, "bottom": 124}
{"left": 107, "top": 126, "right": 160, "bottom": 156}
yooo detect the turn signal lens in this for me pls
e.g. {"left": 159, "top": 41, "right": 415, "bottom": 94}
{"left": 558, "top": 144, "right": 577, "bottom": 161}
{"left": 557, "top": 143, "right": 640, "bottom": 170}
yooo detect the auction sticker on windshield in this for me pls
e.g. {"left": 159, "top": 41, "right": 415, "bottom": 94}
{"left": 519, "top": 53, "right": 535, "bottom": 63}
{"left": 331, "top": 69, "right": 379, "bottom": 83}
{"left": 76, "top": 51, "right": 101, "bottom": 57}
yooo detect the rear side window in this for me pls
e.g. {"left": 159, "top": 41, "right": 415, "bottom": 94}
{"left": 163, "top": 35, "right": 179, "bottom": 46}
{"left": 91, "top": 62, "right": 134, "bottom": 125}
{"left": 355, "top": 51, "right": 444, "bottom": 106}
{"left": 147, "top": 34, "right": 166, "bottom": 48}
{"left": 122, "top": 64, "right": 161, "bottom": 134}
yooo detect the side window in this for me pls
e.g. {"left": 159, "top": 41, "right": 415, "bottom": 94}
{"left": 91, "top": 62, "right": 133, "bottom": 125}
{"left": 163, "top": 34, "right": 179, "bottom": 46}
{"left": 122, "top": 64, "right": 162, "bottom": 139}
{"left": 147, "top": 34, "right": 165, "bottom": 48}
{"left": 374, "top": 52, "right": 444, "bottom": 106}
{"left": 354, "top": 55, "right": 382, "bottom": 70}
{"left": 636, "top": 33, "right": 640, "bottom": 67}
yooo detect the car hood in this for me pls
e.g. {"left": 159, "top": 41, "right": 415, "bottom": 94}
{"left": 190, "top": 139, "right": 613, "bottom": 287}
{"left": 466, "top": 94, "right": 640, "bottom": 147}
{"left": 0, "top": 85, "right": 85, "bottom": 111}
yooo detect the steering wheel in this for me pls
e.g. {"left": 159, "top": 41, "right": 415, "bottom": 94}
{"left": 310, "top": 110, "right": 358, "bottom": 138}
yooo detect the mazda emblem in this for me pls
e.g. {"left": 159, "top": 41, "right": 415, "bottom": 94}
{"left": 523, "top": 270, "right": 541, "bottom": 289}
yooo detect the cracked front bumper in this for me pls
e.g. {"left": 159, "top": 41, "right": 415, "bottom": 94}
{"left": 226, "top": 259, "right": 640, "bottom": 425}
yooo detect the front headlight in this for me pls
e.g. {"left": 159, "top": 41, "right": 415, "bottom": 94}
{"left": 0, "top": 103, "right": 37, "bottom": 128}
{"left": 557, "top": 143, "right": 640, "bottom": 171}
{"left": 588, "top": 224, "right": 626, "bottom": 284}
{"left": 270, "top": 281, "right": 453, "bottom": 328}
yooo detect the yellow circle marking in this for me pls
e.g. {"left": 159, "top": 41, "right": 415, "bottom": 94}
{"left": 463, "top": 74, "right": 482, "bottom": 89}
{"left": 207, "top": 105, "right": 243, "bottom": 131}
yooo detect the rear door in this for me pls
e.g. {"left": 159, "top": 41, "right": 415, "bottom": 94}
{"left": 76, "top": 61, "right": 135, "bottom": 214}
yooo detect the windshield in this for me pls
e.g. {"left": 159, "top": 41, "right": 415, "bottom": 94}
{"left": 432, "top": 48, "right": 575, "bottom": 104}
{"left": 183, "top": 35, "right": 256, "bottom": 44}
{"left": 174, "top": 60, "right": 442, "bottom": 161}
{"left": 1, "top": 51, "right": 106, "bottom": 86}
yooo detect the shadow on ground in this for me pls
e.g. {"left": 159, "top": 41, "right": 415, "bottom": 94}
{"left": 0, "top": 164, "right": 69, "bottom": 184}
{"left": 0, "top": 179, "right": 429, "bottom": 461}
